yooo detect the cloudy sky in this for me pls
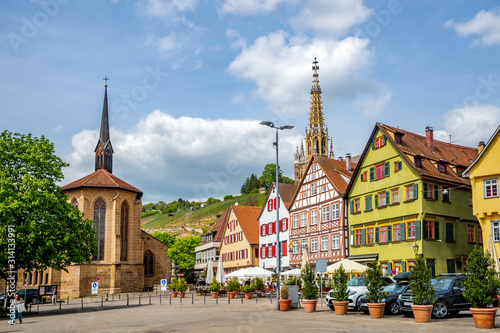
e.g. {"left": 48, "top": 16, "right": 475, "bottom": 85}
{"left": 1, "top": 0, "right": 500, "bottom": 203}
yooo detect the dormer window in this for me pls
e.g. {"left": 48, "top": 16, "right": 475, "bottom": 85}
{"left": 438, "top": 162, "right": 447, "bottom": 174}
{"left": 414, "top": 157, "right": 422, "bottom": 168}
{"left": 456, "top": 167, "right": 465, "bottom": 177}
{"left": 394, "top": 132, "right": 404, "bottom": 144}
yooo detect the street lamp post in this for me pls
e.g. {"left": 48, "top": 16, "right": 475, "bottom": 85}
{"left": 260, "top": 121, "right": 294, "bottom": 310}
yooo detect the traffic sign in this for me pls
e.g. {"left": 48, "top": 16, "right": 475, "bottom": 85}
{"left": 24, "top": 283, "right": 28, "bottom": 288}
{"left": 160, "top": 279, "right": 167, "bottom": 291}
{"left": 91, "top": 282, "right": 99, "bottom": 295}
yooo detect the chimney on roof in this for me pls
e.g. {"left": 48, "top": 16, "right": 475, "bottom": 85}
{"left": 478, "top": 141, "right": 485, "bottom": 154}
{"left": 338, "top": 156, "right": 344, "bottom": 161}
{"left": 346, "top": 153, "right": 352, "bottom": 172}
{"left": 425, "top": 126, "right": 434, "bottom": 151}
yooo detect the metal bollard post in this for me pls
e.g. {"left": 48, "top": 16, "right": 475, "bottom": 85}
{"left": 106, "top": 293, "right": 108, "bottom": 301}
{"left": 101, "top": 296, "right": 103, "bottom": 307}
{"left": 81, "top": 298, "right": 83, "bottom": 309}
{"left": 133, "top": 291, "right": 135, "bottom": 298}
{"left": 192, "top": 293, "right": 194, "bottom": 305}
{"left": 228, "top": 294, "right": 230, "bottom": 304}
{"left": 169, "top": 293, "right": 171, "bottom": 305}
{"left": 67, "top": 296, "right": 69, "bottom": 305}
{"left": 127, "top": 294, "right": 129, "bottom": 306}
{"left": 180, "top": 295, "right": 182, "bottom": 305}
{"left": 112, "top": 294, "right": 114, "bottom": 301}
{"left": 160, "top": 294, "right": 162, "bottom": 305}
{"left": 256, "top": 293, "right": 258, "bottom": 303}
{"left": 139, "top": 294, "right": 141, "bottom": 305}
{"left": 216, "top": 294, "right": 218, "bottom": 304}
{"left": 149, "top": 294, "right": 151, "bottom": 305}
{"left": 119, "top": 293, "right": 121, "bottom": 300}
{"left": 59, "top": 299, "right": 62, "bottom": 310}
{"left": 241, "top": 293, "right": 243, "bottom": 304}
{"left": 156, "top": 289, "right": 158, "bottom": 296}
{"left": 204, "top": 293, "right": 205, "bottom": 305}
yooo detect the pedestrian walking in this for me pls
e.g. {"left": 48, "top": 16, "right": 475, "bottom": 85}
{"left": 52, "top": 289, "right": 57, "bottom": 305}
{"left": 9, "top": 294, "right": 24, "bottom": 325}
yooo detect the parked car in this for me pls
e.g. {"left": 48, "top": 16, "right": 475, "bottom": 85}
{"left": 326, "top": 276, "right": 395, "bottom": 311}
{"left": 398, "top": 274, "right": 469, "bottom": 319}
{"left": 358, "top": 281, "right": 410, "bottom": 315}
{"left": 195, "top": 280, "right": 206, "bottom": 287}
{"left": 15, "top": 289, "right": 44, "bottom": 304}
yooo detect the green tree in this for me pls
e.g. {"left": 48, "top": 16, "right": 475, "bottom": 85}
{"left": 240, "top": 177, "right": 249, "bottom": 194}
{"left": 246, "top": 174, "right": 259, "bottom": 193}
{"left": 410, "top": 255, "right": 435, "bottom": 305}
{"left": 282, "top": 176, "right": 294, "bottom": 184}
{"left": 260, "top": 164, "right": 291, "bottom": 189}
{"left": 168, "top": 235, "right": 201, "bottom": 271}
{"left": 463, "top": 247, "right": 500, "bottom": 308}
{"left": 366, "top": 260, "right": 388, "bottom": 303}
{"left": 150, "top": 231, "right": 176, "bottom": 247}
{"left": 0, "top": 131, "right": 95, "bottom": 281}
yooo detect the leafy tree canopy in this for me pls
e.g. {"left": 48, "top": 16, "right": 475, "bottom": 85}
{"left": 167, "top": 235, "right": 201, "bottom": 271}
{"left": 260, "top": 164, "right": 294, "bottom": 189}
{"left": 150, "top": 231, "right": 176, "bottom": 247}
{"left": 0, "top": 131, "right": 95, "bottom": 280}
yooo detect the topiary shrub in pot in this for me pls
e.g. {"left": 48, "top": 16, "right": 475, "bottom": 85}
{"left": 279, "top": 283, "right": 292, "bottom": 311}
{"left": 178, "top": 277, "right": 188, "bottom": 298}
{"left": 170, "top": 277, "right": 179, "bottom": 297}
{"left": 410, "top": 255, "right": 435, "bottom": 323}
{"left": 208, "top": 277, "right": 221, "bottom": 298}
{"left": 301, "top": 262, "right": 319, "bottom": 312}
{"left": 226, "top": 277, "right": 240, "bottom": 299}
{"left": 365, "top": 260, "right": 389, "bottom": 319}
{"left": 463, "top": 246, "right": 500, "bottom": 329}
{"left": 242, "top": 283, "right": 256, "bottom": 299}
{"left": 330, "top": 264, "right": 349, "bottom": 315}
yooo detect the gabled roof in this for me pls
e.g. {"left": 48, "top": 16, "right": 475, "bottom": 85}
{"left": 464, "top": 125, "right": 500, "bottom": 177}
{"left": 62, "top": 168, "right": 142, "bottom": 194}
{"left": 205, "top": 206, "right": 231, "bottom": 244}
{"left": 232, "top": 205, "right": 261, "bottom": 245}
{"left": 346, "top": 123, "right": 478, "bottom": 195}
{"left": 290, "top": 155, "right": 356, "bottom": 204}
{"left": 257, "top": 182, "right": 298, "bottom": 221}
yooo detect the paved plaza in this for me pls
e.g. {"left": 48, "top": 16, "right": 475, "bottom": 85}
{"left": 1, "top": 295, "right": 494, "bottom": 332}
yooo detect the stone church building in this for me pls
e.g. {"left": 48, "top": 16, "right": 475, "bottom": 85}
{"left": 8, "top": 84, "right": 171, "bottom": 298}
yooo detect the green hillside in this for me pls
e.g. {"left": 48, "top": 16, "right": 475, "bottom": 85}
{"left": 141, "top": 193, "right": 267, "bottom": 236}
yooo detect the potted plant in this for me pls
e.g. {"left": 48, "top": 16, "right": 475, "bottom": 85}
{"left": 301, "top": 262, "right": 319, "bottom": 312}
{"left": 410, "top": 255, "right": 435, "bottom": 323}
{"left": 330, "top": 264, "right": 350, "bottom": 315}
{"left": 365, "top": 260, "right": 389, "bottom": 319}
{"left": 463, "top": 247, "right": 500, "bottom": 329}
{"left": 226, "top": 277, "right": 240, "bottom": 299}
{"left": 177, "top": 277, "right": 188, "bottom": 298}
{"left": 279, "top": 283, "right": 292, "bottom": 311}
{"left": 170, "top": 278, "right": 179, "bottom": 298}
{"left": 241, "top": 283, "right": 256, "bottom": 299}
{"left": 208, "top": 277, "right": 221, "bottom": 298}
{"left": 254, "top": 277, "right": 265, "bottom": 296}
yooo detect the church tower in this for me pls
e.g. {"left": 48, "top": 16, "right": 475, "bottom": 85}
{"left": 294, "top": 57, "right": 331, "bottom": 184}
{"left": 94, "top": 79, "right": 114, "bottom": 173}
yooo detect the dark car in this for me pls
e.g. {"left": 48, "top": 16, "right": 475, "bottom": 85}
{"left": 398, "top": 274, "right": 469, "bottom": 318}
{"left": 195, "top": 280, "right": 206, "bottom": 287}
{"left": 359, "top": 281, "right": 410, "bottom": 315}
{"left": 15, "top": 289, "right": 44, "bottom": 304}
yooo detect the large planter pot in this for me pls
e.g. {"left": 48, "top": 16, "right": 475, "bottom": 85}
{"left": 470, "top": 308, "right": 497, "bottom": 329}
{"left": 228, "top": 291, "right": 236, "bottom": 299}
{"left": 211, "top": 292, "right": 218, "bottom": 298}
{"left": 367, "top": 303, "right": 385, "bottom": 319}
{"left": 303, "top": 299, "right": 318, "bottom": 313}
{"left": 179, "top": 292, "right": 185, "bottom": 298}
{"left": 244, "top": 292, "right": 253, "bottom": 299}
{"left": 332, "top": 301, "right": 349, "bottom": 315}
{"left": 279, "top": 299, "right": 292, "bottom": 311}
{"left": 411, "top": 304, "right": 432, "bottom": 323}
{"left": 171, "top": 292, "right": 178, "bottom": 298}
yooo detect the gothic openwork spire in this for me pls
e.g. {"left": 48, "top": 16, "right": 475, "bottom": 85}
{"left": 94, "top": 77, "right": 114, "bottom": 173}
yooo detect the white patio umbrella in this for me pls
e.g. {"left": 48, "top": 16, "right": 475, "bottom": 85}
{"left": 326, "top": 259, "right": 368, "bottom": 274}
{"left": 226, "top": 266, "right": 273, "bottom": 279}
{"left": 301, "top": 246, "right": 310, "bottom": 274}
{"left": 216, "top": 258, "right": 226, "bottom": 283}
{"left": 205, "top": 260, "right": 214, "bottom": 284}
{"left": 282, "top": 268, "right": 302, "bottom": 277}
{"left": 488, "top": 235, "right": 500, "bottom": 272}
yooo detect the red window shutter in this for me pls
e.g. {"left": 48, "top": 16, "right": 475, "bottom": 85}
{"left": 279, "top": 219, "right": 283, "bottom": 232}
{"left": 278, "top": 197, "right": 281, "bottom": 208}
{"left": 265, "top": 224, "right": 269, "bottom": 235}
{"left": 260, "top": 247, "right": 263, "bottom": 258}
{"left": 267, "top": 200, "right": 271, "bottom": 211}
{"left": 282, "top": 241, "right": 287, "bottom": 256}
{"left": 272, "top": 222, "right": 276, "bottom": 234}
{"left": 272, "top": 245, "right": 276, "bottom": 257}
{"left": 273, "top": 198, "right": 277, "bottom": 209}
{"left": 245, "top": 249, "right": 248, "bottom": 258}
{"left": 265, "top": 246, "right": 269, "bottom": 258}
{"left": 240, "top": 232, "right": 242, "bottom": 241}
{"left": 260, "top": 225, "right": 263, "bottom": 237}
{"left": 285, "top": 218, "right": 289, "bottom": 231}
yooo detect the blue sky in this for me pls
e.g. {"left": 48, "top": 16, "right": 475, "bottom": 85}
{"left": 1, "top": 0, "right": 500, "bottom": 203}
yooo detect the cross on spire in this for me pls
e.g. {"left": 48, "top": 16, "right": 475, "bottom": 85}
{"left": 103, "top": 76, "right": 109, "bottom": 86}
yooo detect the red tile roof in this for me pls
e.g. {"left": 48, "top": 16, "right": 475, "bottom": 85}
{"left": 257, "top": 182, "right": 297, "bottom": 221}
{"left": 62, "top": 169, "right": 142, "bottom": 194}
{"left": 232, "top": 205, "right": 261, "bottom": 245}
{"left": 379, "top": 123, "right": 477, "bottom": 186}
{"left": 211, "top": 207, "right": 231, "bottom": 243}
{"left": 314, "top": 155, "right": 357, "bottom": 194}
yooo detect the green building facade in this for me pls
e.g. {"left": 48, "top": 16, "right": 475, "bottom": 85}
{"left": 347, "top": 123, "right": 481, "bottom": 276}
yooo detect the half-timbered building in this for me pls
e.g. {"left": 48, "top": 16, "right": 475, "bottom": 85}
{"left": 289, "top": 155, "right": 355, "bottom": 268}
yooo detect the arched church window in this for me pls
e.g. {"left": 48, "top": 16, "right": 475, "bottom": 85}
{"left": 120, "top": 202, "right": 129, "bottom": 261}
{"left": 144, "top": 251, "right": 154, "bottom": 276}
{"left": 93, "top": 198, "right": 106, "bottom": 261}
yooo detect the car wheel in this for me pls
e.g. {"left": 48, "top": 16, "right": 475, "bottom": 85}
{"left": 31, "top": 296, "right": 39, "bottom": 304}
{"left": 328, "top": 305, "right": 335, "bottom": 311}
{"left": 401, "top": 310, "right": 413, "bottom": 317}
{"left": 387, "top": 300, "right": 400, "bottom": 315}
{"left": 355, "top": 298, "right": 361, "bottom": 311}
{"left": 362, "top": 309, "right": 369, "bottom": 315}
{"left": 432, "top": 301, "right": 449, "bottom": 319}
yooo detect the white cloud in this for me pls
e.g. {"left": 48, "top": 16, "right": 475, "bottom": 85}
{"left": 218, "top": 0, "right": 288, "bottom": 15}
{"left": 439, "top": 104, "right": 500, "bottom": 146}
{"left": 157, "top": 34, "right": 177, "bottom": 53}
{"left": 290, "top": 0, "right": 372, "bottom": 37}
{"left": 446, "top": 8, "right": 500, "bottom": 46}
{"left": 227, "top": 31, "right": 390, "bottom": 116}
{"left": 63, "top": 110, "right": 301, "bottom": 202}
{"left": 226, "top": 28, "right": 247, "bottom": 49}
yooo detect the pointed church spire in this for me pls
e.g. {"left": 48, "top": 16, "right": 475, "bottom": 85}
{"left": 95, "top": 77, "right": 114, "bottom": 173}
{"left": 306, "top": 57, "right": 328, "bottom": 158}
{"left": 329, "top": 138, "right": 334, "bottom": 159}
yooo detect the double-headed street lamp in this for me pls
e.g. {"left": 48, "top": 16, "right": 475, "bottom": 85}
{"left": 260, "top": 121, "right": 294, "bottom": 309}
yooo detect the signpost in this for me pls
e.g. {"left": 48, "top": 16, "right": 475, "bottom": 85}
{"left": 316, "top": 259, "right": 327, "bottom": 307}
{"left": 160, "top": 279, "right": 167, "bottom": 292}
{"left": 91, "top": 282, "right": 99, "bottom": 295}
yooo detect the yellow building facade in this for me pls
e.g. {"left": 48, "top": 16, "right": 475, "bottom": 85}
{"left": 465, "top": 126, "right": 500, "bottom": 266}
{"left": 220, "top": 206, "right": 260, "bottom": 273}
